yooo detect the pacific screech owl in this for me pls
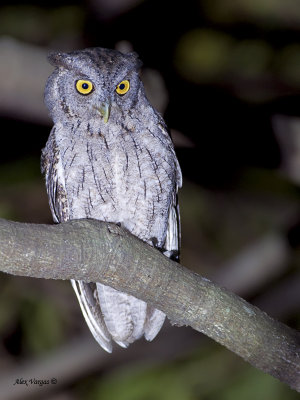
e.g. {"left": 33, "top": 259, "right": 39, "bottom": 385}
{"left": 41, "top": 47, "right": 182, "bottom": 352}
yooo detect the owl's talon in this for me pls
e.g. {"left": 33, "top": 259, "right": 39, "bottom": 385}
{"left": 150, "top": 237, "right": 159, "bottom": 248}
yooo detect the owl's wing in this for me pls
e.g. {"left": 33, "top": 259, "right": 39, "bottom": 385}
{"left": 163, "top": 129, "right": 183, "bottom": 261}
{"left": 71, "top": 280, "right": 113, "bottom": 352}
{"left": 41, "top": 129, "right": 113, "bottom": 352}
{"left": 41, "top": 128, "right": 68, "bottom": 223}
{"left": 144, "top": 129, "right": 182, "bottom": 340}
{"left": 164, "top": 191, "right": 181, "bottom": 261}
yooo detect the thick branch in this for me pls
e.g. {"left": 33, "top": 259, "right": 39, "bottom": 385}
{"left": 0, "top": 218, "right": 299, "bottom": 391}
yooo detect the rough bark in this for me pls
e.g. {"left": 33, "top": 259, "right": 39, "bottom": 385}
{"left": 0, "top": 218, "right": 299, "bottom": 391}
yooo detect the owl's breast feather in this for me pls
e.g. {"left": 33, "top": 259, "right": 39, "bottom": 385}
{"left": 59, "top": 122, "right": 175, "bottom": 245}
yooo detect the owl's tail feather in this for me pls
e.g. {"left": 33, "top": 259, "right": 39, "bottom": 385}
{"left": 144, "top": 307, "right": 166, "bottom": 341}
{"left": 96, "top": 283, "right": 166, "bottom": 347}
{"left": 96, "top": 283, "right": 149, "bottom": 347}
{"left": 72, "top": 280, "right": 166, "bottom": 352}
{"left": 71, "top": 280, "right": 113, "bottom": 353}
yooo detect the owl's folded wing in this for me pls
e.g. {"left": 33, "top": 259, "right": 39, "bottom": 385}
{"left": 143, "top": 153, "right": 181, "bottom": 340}
{"left": 41, "top": 128, "right": 68, "bottom": 223}
{"left": 71, "top": 280, "right": 113, "bottom": 352}
{"left": 164, "top": 140, "right": 182, "bottom": 261}
{"left": 164, "top": 192, "right": 181, "bottom": 261}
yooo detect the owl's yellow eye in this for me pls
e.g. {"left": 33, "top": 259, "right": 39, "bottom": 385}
{"left": 75, "top": 80, "right": 94, "bottom": 95}
{"left": 116, "top": 80, "right": 130, "bottom": 95}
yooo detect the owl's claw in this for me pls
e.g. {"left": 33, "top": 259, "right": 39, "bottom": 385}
{"left": 150, "top": 236, "right": 179, "bottom": 262}
{"left": 150, "top": 237, "right": 159, "bottom": 247}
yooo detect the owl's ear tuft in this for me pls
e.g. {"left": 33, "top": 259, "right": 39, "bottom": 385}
{"left": 47, "top": 52, "right": 72, "bottom": 69}
{"left": 127, "top": 52, "right": 143, "bottom": 70}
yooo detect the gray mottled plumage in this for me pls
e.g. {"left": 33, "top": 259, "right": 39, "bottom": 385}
{"left": 41, "top": 47, "right": 182, "bottom": 352}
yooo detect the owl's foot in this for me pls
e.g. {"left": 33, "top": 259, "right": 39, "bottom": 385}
{"left": 150, "top": 237, "right": 179, "bottom": 262}
{"left": 163, "top": 249, "right": 179, "bottom": 262}
{"left": 150, "top": 237, "right": 159, "bottom": 247}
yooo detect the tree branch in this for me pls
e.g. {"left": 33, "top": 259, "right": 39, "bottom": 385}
{"left": 0, "top": 218, "right": 299, "bottom": 391}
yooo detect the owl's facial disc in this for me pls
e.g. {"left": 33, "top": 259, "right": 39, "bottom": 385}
{"left": 94, "top": 102, "right": 111, "bottom": 123}
{"left": 72, "top": 73, "right": 134, "bottom": 124}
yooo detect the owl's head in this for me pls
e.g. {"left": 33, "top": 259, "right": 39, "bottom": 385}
{"left": 45, "top": 47, "right": 143, "bottom": 124}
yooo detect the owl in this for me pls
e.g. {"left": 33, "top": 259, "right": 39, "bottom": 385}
{"left": 41, "top": 47, "right": 182, "bottom": 352}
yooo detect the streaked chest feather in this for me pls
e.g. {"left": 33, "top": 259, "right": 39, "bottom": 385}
{"left": 56, "top": 125, "right": 176, "bottom": 243}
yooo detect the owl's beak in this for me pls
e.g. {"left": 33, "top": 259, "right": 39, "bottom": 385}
{"left": 96, "top": 102, "right": 110, "bottom": 123}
